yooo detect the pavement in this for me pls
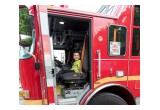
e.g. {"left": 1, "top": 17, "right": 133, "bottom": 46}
{"left": 19, "top": 95, "right": 140, "bottom": 105}
{"left": 136, "top": 97, "right": 140, "bottom": 105}
{"left": 19, "top": 85, "right": 24, "bottom": 105}
{"left": 19, "top": 97, "right": 24, "bottom": 105}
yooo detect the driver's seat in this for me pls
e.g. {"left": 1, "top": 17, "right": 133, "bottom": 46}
{"left": 59, "top": 36, "right": 88, "bottom": 88}
{"left": 60, "top": 71, "right": 87, "bottom": 87}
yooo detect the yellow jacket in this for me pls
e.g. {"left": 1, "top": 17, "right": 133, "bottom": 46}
{"left": 70, "top": 60, "right": 81, "bottom": 73}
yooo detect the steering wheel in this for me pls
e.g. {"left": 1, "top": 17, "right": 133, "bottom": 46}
{"left": 54, "top": 56, "right": 64, "bottom": 67}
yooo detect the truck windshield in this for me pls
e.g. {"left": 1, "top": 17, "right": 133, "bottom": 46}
{"left": 53, "top": 50, "right": 65, "bottom": 64}
{"left": 19, "top": 7, "right": 35, "bottom": 60}
{"left": 19, "top": 30, "right": 35, "bottom": 59}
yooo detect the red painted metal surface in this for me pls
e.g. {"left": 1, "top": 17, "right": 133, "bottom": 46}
{"left": 129, "top": 60, "right": 140, "bottom": 76}
{"left": 91, "top": 5, "right": 132, "bottom": 87}
{"left": 127, "top": 81, "right": 140, "bottom": 97}
{"left": 127, "top": 5, "right": 140, "bottom": 97}
{"left": 47, "top": 87, "right": 54, "bottom": 103}
{"left": 19, "top": 5, "right": 140, "bottom": 104}
{"left": 19, "top": 5, "right": 49, "bottom": 101}
{"left": 38, "top": 5, "right": 47, "bottom": 13}
{"left": 19, "top": 57, "right": 41, "bottom": 99}
{"left": 41, "top": 35, "right": 51, "bottom": 55}
{"left": 81, "top": 5, "right": 140, "bottom": 102}
{"left": 36, "top": 5, "right": 51, "bottom": 104}
{"left": 19, "top": 6, "right": 43, "bottom": 100}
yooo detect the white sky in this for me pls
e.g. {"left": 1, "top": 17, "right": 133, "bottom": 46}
{"left": 68, "top": 5, "right": 102, "bottom": 12}
{"left": 54, "top": 5, "right": 102, "bottom": 13}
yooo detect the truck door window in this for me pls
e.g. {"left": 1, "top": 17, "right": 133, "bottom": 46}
{"left": 132, "top": 29, "right": 140, "bottom": 56}
{"left": 132, "top": 5, "right": 140, "bottom": 56}
{"left": 108, "top": 25, "right": 127, "bottom": 56}
{"left": 134, "top": 5, "right": 140, "bottom": 26}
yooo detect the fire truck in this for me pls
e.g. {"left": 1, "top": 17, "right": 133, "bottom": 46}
{"left": 19, "top": 5, "right": 140, "bottom": 105}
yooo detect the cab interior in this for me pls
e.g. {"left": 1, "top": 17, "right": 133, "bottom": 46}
{"left": 48, "top": 14, "right": 91, "bottom": 104}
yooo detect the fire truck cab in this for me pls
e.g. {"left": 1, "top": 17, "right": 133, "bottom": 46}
{"left": 19, "top": 5, "right": 140, "bottom": 105}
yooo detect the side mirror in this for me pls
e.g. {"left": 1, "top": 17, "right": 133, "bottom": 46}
{"left": 19, "top": 34, "right": 32, "bottom": 47}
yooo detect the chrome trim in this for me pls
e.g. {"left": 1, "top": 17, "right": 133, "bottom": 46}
{"left": 96, "top": 50, "right": 101, "bottom": 79}
{"left": 53, "top": 76, "right": 58, "bottom": 105}
{"left": 84, "top": 83, "right": 134, "bottom": 105}
{"left": 76, "top": 85, "right": 90, "bottom": 104}
{"left": 39, "top": 12, "right": 49, "bottom": 35}
{"left": 50, "top": 37, "right": 55, "bottom": 69}
{"left": 50, "top": 36, "right": 58, "bottom": 105}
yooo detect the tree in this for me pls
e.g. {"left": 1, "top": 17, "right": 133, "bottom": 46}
{"left": 19, "top": 8, "right": 32, "bottom": 36}
{"left": 21, "top": 36, "right": 32, "bottom": 46}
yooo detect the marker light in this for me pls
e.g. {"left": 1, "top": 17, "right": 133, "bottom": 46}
{"left": 19, "top": 90, "right": 30, "bottom": 98}
{"left": 116, "top": 71, "right": 124, "bottom": 77}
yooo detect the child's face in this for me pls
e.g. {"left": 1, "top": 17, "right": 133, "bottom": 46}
{"left": 73, "top": 53, "right": 80, "bottom": 61}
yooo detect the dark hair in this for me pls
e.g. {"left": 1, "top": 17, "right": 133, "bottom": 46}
{"left": 73, "top": 51, "right": 81, "bottom": 56}
{"left": 71, "top": 51, "right": 81, "bottom": 63}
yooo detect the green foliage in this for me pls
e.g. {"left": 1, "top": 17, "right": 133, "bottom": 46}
{"left": 21, "top": 37, "right": 32, "bottom": 46}
{"left": 19, "top": 8, "right": 32, "bottom": 36}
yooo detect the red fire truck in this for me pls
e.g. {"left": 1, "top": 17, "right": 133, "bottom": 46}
{"left": 19, "top": 5, "right": 140, "bottom": 105}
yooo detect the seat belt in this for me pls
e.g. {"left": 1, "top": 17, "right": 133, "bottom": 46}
{"left": 81, "top": 35, "right": 86, "bottom": 71}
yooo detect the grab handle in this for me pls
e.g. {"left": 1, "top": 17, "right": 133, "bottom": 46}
{"left": 97, "top": 50, "right": 101, "bottom": 79}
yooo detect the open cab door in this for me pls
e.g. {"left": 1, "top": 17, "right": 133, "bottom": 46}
{"left": 35, "top": 5, "right": 57, "bottom": 104}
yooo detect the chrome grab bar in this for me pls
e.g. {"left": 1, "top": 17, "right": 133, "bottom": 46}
{"left": 97, "top": 50, "right": 101, "bottom": 79}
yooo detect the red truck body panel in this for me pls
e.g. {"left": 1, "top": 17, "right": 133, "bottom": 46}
{"left": 19, "top": 5, "right": 140, "bottom": 105}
